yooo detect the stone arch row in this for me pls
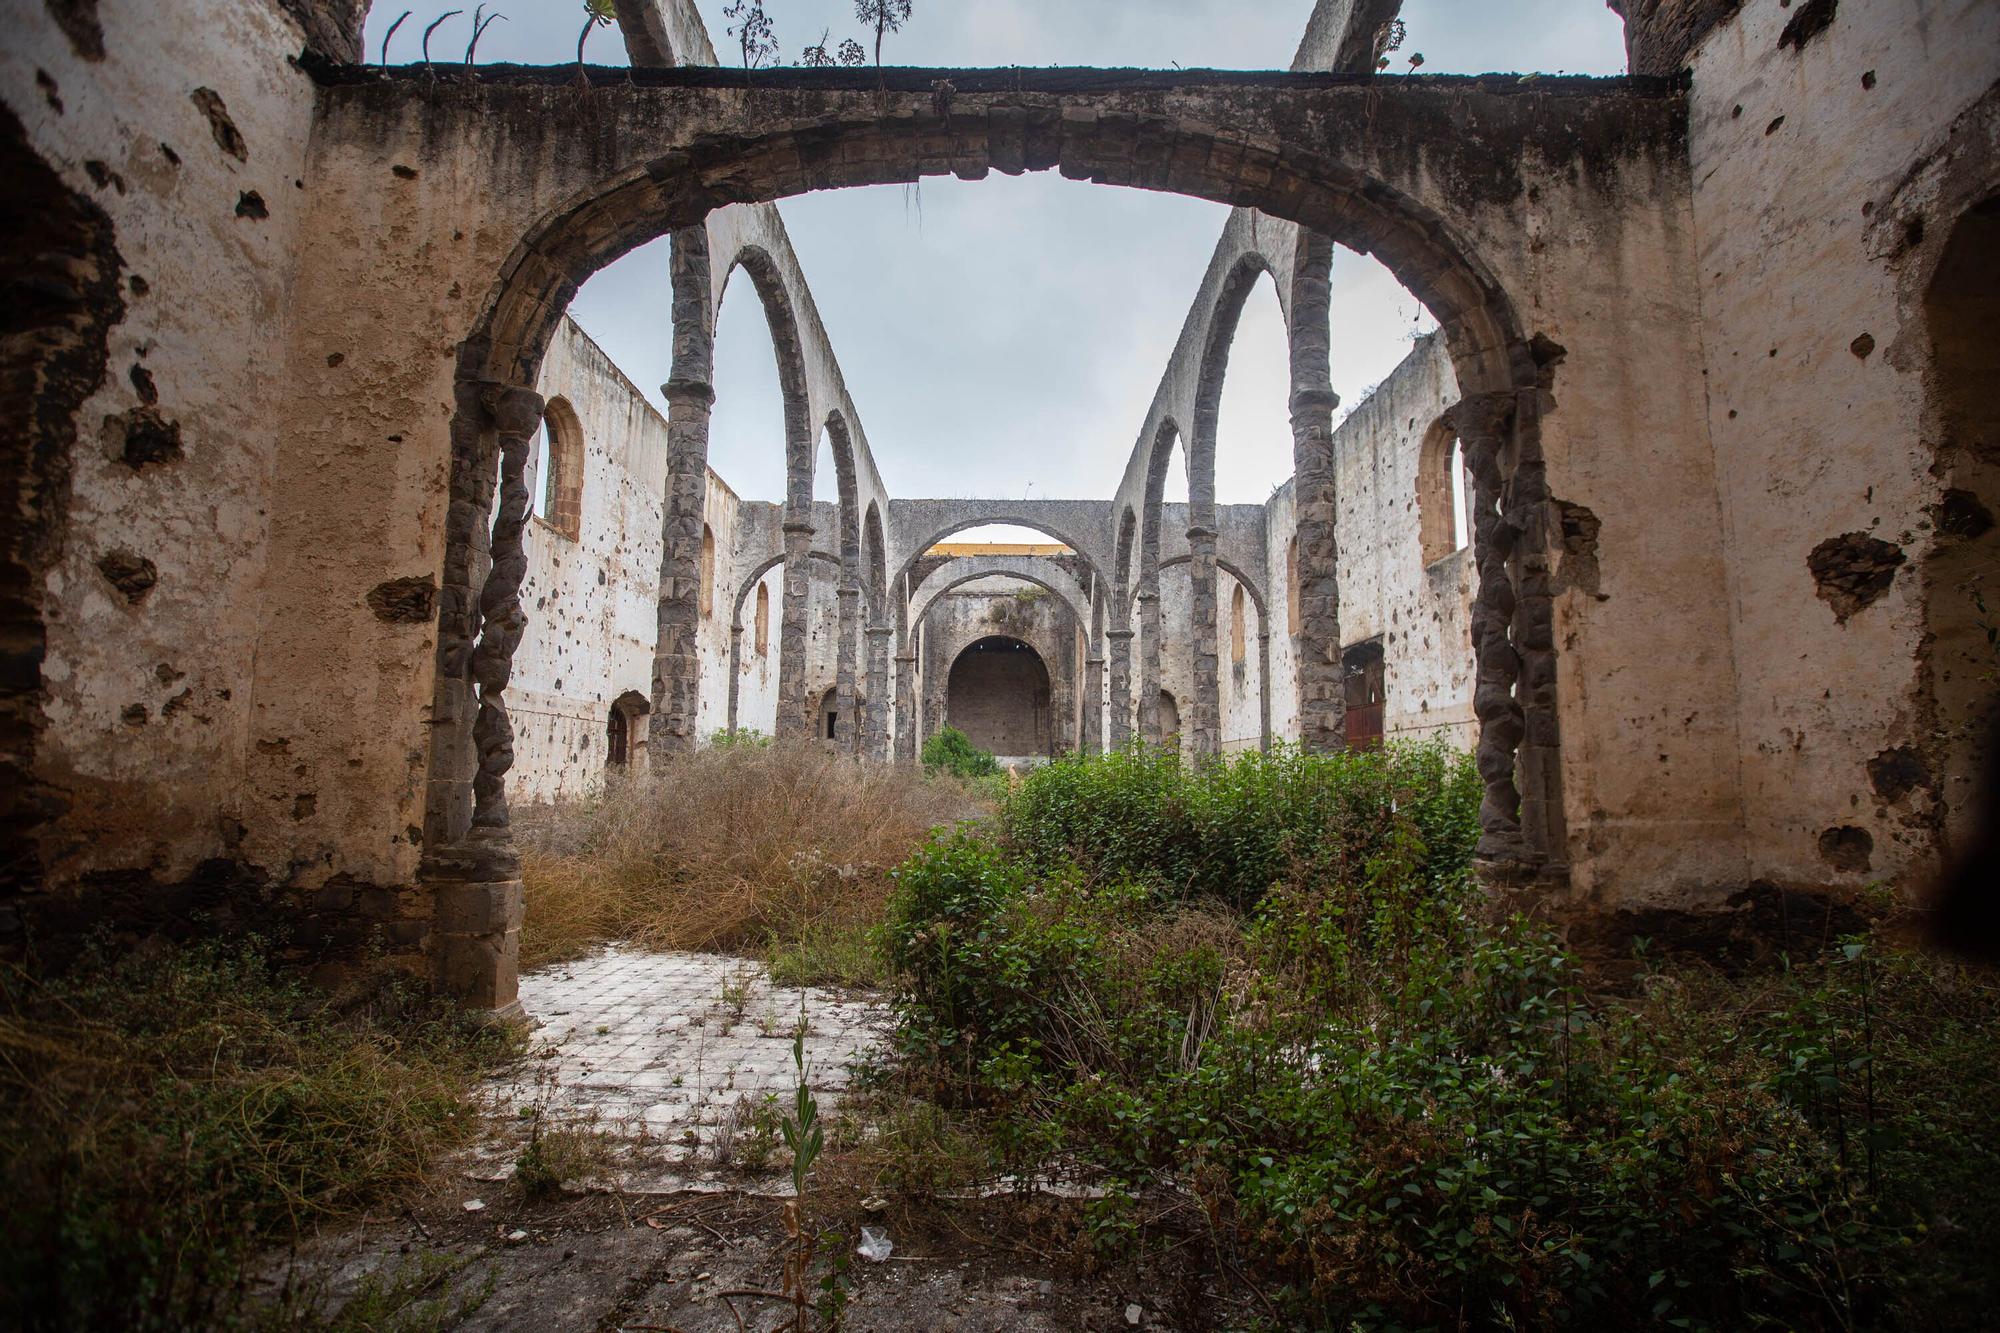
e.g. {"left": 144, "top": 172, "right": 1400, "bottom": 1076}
{"left": 1102, "top": 208, "right": 1333, "bottom": 763}
{"left": 421, "top": 73, "right": 1581, "bottom": 1007}
{"left": 642, "top": 203, "right": 896, "bottom": 759}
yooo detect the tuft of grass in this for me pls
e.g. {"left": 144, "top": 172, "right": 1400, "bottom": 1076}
{"left": 0, "top": 939, "right": 518, "bottom": 1331}
{"left": 513, "top": 739, "right": 989, "bottom": 973}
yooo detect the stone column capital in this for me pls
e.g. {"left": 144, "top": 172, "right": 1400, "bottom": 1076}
{"left": 782, "top": 520, "right": 817, "bottom": 537}
{"left": 483, "top": 383, "right": 546, "bottom": 435}
{"left": 661, "top": 377, "right": 717, "bottom": 407}
{"left": 865, "top": 625, "right": 894, "bottom": 639}
{"left": 1185, "top": 525, "right": 1219, "bottom": 542}
{"left": 1289, "top": 385, "right": 1340, "bottom": 413}
{"left": 1105, "top": 628, "right": 1135, "bottom": 643}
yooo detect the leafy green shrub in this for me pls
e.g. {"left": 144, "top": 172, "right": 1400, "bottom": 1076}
{"left": 0, "top": 941, "right": 516, "bottom": 1330}
{"left": 921, "top": 726, "right": 1000, "bottom": 779}
{"left": 879, "top": 741, "right": 2000, "bottom": 1328}
{"left": 1002, "top": 738, "right": 1478, "bottom": 910}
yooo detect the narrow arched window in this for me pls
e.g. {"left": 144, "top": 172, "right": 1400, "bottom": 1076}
{"left": 1286, "top": 536, "right": 1301, "bottom": 635}
{"left": 536, "top": 397, "right": 584, "bottom": 541}
{"left": 1418, "top": 418, "right": 1471, "bottom": 565}
{"left": 754, "top": 581, "right": 771, "bottom": 657}
{"left": 700, "top": 525, "right": 717, "bottom": 619}
{"left": 1231, "top": 584, "right": 1247, "bottom": 664}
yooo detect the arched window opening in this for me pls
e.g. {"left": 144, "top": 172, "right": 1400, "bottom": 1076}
{"left": 699, "top": 525, "right": 717, "bottom": 619}
{"left": 1418, "top": 418, "right": 1471, "bottom": 566}
{"left": 536, "top": 397, "right": 584, "bottom": 541}
{"left": 1923, "top": 193, "right": 2000, "bottom": 851}
{"left": 1286, "top": 535, "right": 1301, "bottom": 635}
{"left": 753, "top": 581, "right": 771, "bottom": 657}
{"left": 1158, "top": 688, "right": 1183, "bottom": 752}
{"left": 1231, "top": 584, "right": 1248, "bottom": 664}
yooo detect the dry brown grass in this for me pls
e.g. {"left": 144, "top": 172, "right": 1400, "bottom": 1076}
{"left": 512, "top": 741, "right": 992, "bottom": 973}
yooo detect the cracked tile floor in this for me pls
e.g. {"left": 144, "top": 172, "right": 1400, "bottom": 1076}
{"left": 470, "top": 946, "right": 892, "bottom": 1191}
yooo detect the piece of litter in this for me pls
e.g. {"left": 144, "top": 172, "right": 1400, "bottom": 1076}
{"left": 462, "top": 1199, "right": 486, "bottom": 1213}
{"left": 857, "top": 1227, "right": 894, "bottom": 1263}
{"left": 694, "top": 1272, "right": 711, "bottom": 1282}
{"left": 860, "top": 1195, "right": 890, "bottom": 1213}
{"left": 504, "top": 1229, "right": 529, "bottom": 1244}
{"left": 1126, "top": 1303, "right": 1143, "bottom": 1326}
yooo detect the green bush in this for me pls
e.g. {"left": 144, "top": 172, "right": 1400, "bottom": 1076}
{"left": 1002, "top": 738, "right": 1478, "bottom": 910}
{"left": 879, "top": 741, "right": 2000, "bottom": 1328}
{"left": 0, "top": 941, "right": 517, "bottom": 1330}
{"left": 921, "top": 726, "right": 1000, "bottom": 779}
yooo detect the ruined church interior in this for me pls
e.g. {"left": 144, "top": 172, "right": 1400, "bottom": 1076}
{"left": 3, "top": 0, "right": 1997, "bottom": 1326}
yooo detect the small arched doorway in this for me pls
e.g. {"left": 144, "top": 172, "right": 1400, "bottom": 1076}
{"left": 947, "top": 636, "right": 1052, "bottom": 760}
{"left": 606, "top": 690, "right": 650, "bottom": 772}
{"left": 1157, "top": 687, "right": 1183, "bottom": 754}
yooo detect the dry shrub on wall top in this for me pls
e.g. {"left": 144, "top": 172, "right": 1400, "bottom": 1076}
{"left": 512, "top": 740, "right": 990, "bottom": 971}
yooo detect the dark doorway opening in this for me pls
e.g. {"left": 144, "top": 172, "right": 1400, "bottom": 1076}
{"left": 1343, "top": 639, "right": 1386, "bottom": 750}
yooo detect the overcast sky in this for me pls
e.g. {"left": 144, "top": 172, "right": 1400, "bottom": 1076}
{"left": 365, "top": 3, "right": 1627, "bottom": 516}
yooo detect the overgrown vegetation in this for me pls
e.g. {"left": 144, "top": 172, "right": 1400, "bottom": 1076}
{"left": 920, "top": 724, "right": 1000, "bottom": 780}
{"left": 0, "top": 941, "right": 517, "bottom": 1331}
{"left": 875, "top": 740, "right": 2000, "bottom": 1328}
{"left": 514, "top": 740, "right": 989, "bottom": 979}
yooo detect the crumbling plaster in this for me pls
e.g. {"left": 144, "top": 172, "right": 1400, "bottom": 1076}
{"left": 1326, "top": 335, "right": 1476, "bottom": 752}
{"left": 4, "top": 0, "right": 322, "bottom": 886}
{"left": 1680, "top": 0, "right": 2000, "bottom": 891}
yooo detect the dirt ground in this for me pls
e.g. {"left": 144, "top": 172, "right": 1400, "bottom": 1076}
{"left": 255, "top": 1183, "right": 1248, "bottom": 1331}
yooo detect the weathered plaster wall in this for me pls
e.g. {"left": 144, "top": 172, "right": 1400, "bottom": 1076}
{"left": 1328, "top": 335, "right": 1476, "bottom": 750}
{"left": 1682, "top": 0, "right": 2000, "bottom": 892}
{"left": 5, "top": 0, "right": 321, "bottom": 890}
{"left": 509, "top": 319, "right": 667, "bottom": 804}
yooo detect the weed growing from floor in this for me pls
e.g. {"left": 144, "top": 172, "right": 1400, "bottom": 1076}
{"left": 875, "top": 739, "right": 2000, "bottom": 1328}
{"left": 0, "top": 939, "right": 518, "bottom": 1330}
